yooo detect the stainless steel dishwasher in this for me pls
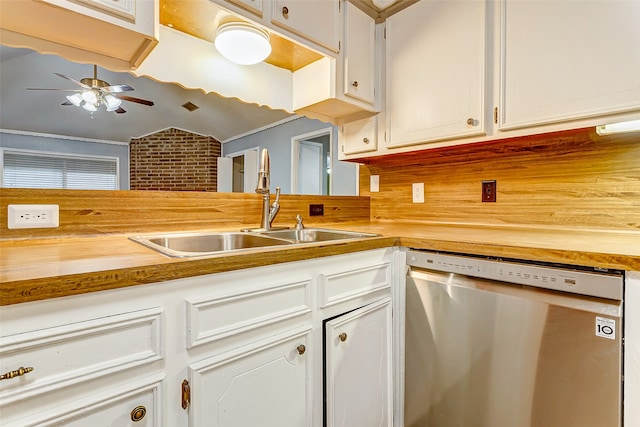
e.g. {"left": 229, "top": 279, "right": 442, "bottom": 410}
{"left": 405, "top": 250, "right": 624, "bottom": 427}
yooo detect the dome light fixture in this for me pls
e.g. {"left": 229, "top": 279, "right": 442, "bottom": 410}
{"left": 215, "top": 22, "right": 272, "bottom": 65}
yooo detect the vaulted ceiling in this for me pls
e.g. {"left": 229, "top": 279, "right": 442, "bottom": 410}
{"left": 0, "top": 45, "right": 293, "bottom": 143}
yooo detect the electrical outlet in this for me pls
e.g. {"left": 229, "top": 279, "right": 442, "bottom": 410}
{"left": 8, "top": 204, "right": 59, "bottom": 229}
{"left": 482, "top": 180, "right": 497, "bottom": 202}
{"left": 309, "top": 204, "right": 324, "bottom": 216}
{"left": 412, "top": 183, "right": 425, "bottom": 203}
{"left": 370, "top": 175, "right": 380, "bottom": 192}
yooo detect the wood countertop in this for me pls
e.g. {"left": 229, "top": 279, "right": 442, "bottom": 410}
{"left": 2, "top": 222, "right": 639, "bottom": 306}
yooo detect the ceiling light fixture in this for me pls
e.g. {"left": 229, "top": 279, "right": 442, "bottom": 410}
{"left": 596, "top": 119, "right": 640, "bottom": 135}
{"left": 66, "top": 88, "right": 122, "bottom": 113}
{"left": 215, "top": 22, "right": 272, "bottom": 65}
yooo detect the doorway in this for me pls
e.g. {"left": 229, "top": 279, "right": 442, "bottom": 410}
{"left": 291, "top": 128, "right": 331, "bottom": 195}
{"left": 217, "top": 147, "right": 259, "bottom": 193}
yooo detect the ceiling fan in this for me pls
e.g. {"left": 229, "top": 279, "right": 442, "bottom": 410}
{"left": 27, "top": 65, "right": 154, "bottom": 114}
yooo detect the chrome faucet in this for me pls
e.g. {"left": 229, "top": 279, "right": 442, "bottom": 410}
{"left": 256, "top": 148, "right": 281, "bottom": 230}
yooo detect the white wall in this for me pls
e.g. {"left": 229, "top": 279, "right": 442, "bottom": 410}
{"left": 222, "top": 117, "right": 358, "bottom": 196}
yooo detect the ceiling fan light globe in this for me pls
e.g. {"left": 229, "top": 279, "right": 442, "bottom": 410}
{"left": 66, "top": 93, "right": 83, "bottom": 107}
{"left": 105, "top": 95, "right": 122, "bottom": 111}
{"left": 82, "top": 102, "right": 97, "bottom": 112}
{"left": 215, "top": 22, "right": 271, "bottom": 65}
{"left": 81, "top": 90, "right": 98, "bottom": 104}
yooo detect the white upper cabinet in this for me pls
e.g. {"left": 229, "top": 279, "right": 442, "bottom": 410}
{"left": 344, "top": 2, "right": 376, "bottom": 105}
{"left": 272, "top": 0, "right": 342, "bottom": 52}
{"left": 224, "top": 0, "right": 264, "bottom": 17}
{"left": 386, "top": 0, "right": 486, "bottom": 148}
{"left": 292, "top": 0, "right": 379, "bottom": 124}
{"left": 0, "top": 0, "right": 158, "bottom": 71}
{"left": 341, "top": 116, "right": 378, "bottom": 155}
{"left": 499, "top": 0, "right": 640, "bottom": 129}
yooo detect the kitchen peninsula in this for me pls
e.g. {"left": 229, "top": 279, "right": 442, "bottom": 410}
{"left": 2, "top": 0, "right": 640, "bottom": 425}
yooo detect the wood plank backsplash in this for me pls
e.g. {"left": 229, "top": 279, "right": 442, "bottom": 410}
{"left": 359, "top": 127, "right": 640, "bottom": 232}
{"left": 0, "top": 189, "right": 369, "bottom": 239}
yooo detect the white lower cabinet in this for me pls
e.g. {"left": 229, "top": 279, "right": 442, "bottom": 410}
{"left": 14, "top": 375, "right": 163, "bottom": 427}
{"left": 325, "top": 298, "right": 393, "bottom": 427}
{"left": 0, "top": 307, "right": 164, "bottom": 426}
{"left": 188, "top": 326, "right": 312, "bottom": 427}
{"left": 0, "top": 248, "right": 399, "bottom": 427}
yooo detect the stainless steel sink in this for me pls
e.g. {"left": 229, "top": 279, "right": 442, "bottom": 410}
{"left": 130, "top": 228, "right": 379, "bottom": 258}
{"left": 129, "top": 232, "right": 293, "bottom": 257}
{"left": 257, "top": 228, "right": 379, "bottom": 243}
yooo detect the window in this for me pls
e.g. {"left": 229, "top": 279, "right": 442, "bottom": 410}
{"left": 1, "top": 149, "right": 119, "bottom": 190}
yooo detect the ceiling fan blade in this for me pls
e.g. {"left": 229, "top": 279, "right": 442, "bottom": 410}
{"left": 26, "top": 88, "right": 83, "bottom": 91}
{"left": 61, "top": 101, "right": 73, "bottom": 106}
{"left": 54, "top": 72, "right": 92, "bottom": 89}
{"left": 115, "top": 107, "right": 127, "bottom": 114}
{"left": 117, "top": 94, "right": 154, "bottom": 106}
{"left": 103, "top": 84, "right": 134, "bottom": 93}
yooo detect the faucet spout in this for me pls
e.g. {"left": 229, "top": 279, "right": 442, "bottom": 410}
{"left": 256, "top": 148, "right": 270, "bottom": 195}
{"left": 255, "top": 149, "right": 281, "bottom": 230}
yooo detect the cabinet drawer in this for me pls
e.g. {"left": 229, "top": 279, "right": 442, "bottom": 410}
{"left": 5, "top": 374, "right": 163, "bottom": 427}
{"left": 186, "top": 278, "right": 312, "bottom": 348}
{"left": 342, "top": 116, "right": 378, "bottom": 155}
{"left": 319, "top": 261, "right": 391, "bottom": 308}
{"left": 0, "top": 307, "right": 163, "bottom": 406}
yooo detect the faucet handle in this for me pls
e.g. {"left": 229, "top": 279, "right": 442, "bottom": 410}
{"left": 268, "top": 187, "right": 281, "bottom": 226}
{"left": 295, "top": 214, "right": 304, "bottom": 230}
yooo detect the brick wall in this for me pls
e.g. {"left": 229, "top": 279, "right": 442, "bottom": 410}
{"left": 130, "top": 128, "right": 221, "bottom": 191}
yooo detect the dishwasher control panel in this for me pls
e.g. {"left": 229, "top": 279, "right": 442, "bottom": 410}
{"left": 407, "top": 250, "right": 623, "bottom": 300}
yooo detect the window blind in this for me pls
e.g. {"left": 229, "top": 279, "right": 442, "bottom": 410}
{"left": 2, "top": 150, "right": 118, "bottom": 190}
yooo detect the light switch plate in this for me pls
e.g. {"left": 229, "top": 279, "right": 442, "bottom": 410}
{"left": 370, "top": 175, "right": 380, "bottom": 192}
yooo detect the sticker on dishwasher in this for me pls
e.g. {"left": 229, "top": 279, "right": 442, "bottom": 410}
{"left": 595, "top": 317, "right": 616, "bottom": 340}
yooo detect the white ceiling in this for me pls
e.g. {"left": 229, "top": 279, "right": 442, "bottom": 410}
{"left": 0, "top": 45, "right": 294, "bottom": 143}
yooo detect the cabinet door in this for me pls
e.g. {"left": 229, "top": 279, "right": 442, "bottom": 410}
{"left": 500, "top": 0, "right": 640, "bottom": 129}
{"left": 341, "top": 116, "right": 378, "bottom": 155}
{"left": 272, "top": 0, "right": 341, "bottom": 52}
{"left": 223, "top": 0, "right": 263, "bottom": 17}
{"left": 344, "top": 2, "right": 375, "bottom": 105}
{"left": 386, "top": 0, "right": 485, "bottom": 148}
{"left": 325, "top": 298, "right": 392, "bottom": 427}
{"left": 188, "top": 327, "right": 312, "bottom": 427}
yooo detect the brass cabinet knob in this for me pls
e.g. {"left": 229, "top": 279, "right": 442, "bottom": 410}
{"left": 352, "top": 81, "right": 359, "bottom": 88}
{"left": 0, "top": 366, "right": 34, "bottom": 381}
{"left": 467, "top": 118, "right": 475, "bottom": 126}
{"left": 297, "top": 344, "right": 306, "bottom": 355}
{"left": 130, "top": 406, "right": 146, "bottom": 422}
{"left": 363, "top": 137, "right": 369, "bottom": 144}
{"left": 339, "top": 332, "right": 348, "bottom": 342}
{"left": 282, "top": 6, "right": 289, "bottom": 17}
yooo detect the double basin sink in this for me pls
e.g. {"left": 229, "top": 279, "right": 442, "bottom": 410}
{"left": 130, "top": 228, "right": 379, "bottom": 258}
